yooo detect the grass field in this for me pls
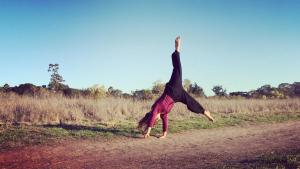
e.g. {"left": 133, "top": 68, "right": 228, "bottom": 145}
{"left": 0, "top": 93, "right": 300, "bottom": 150}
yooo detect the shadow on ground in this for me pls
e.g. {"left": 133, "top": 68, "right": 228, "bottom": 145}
{"left": 42, "top": 123, "right": 142, "bottom": 139}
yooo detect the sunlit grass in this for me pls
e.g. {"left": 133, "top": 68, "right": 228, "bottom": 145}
{"left": 1, "top": 93, "right": 299, "bottom": 150}
{"left": 0, "top": 93, "right": 299, "bottom": 126}
{"left": 1, "top": 111, "right": 299, "bottom": 151}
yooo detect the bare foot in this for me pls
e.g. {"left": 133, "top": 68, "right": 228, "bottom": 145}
{"left": 204, "top": 110, "right": 215, "bottom": 122}
{"left": 175, "top": 36, "right": 181, "bottom": 52}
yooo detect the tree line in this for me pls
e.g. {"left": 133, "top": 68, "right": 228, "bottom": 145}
{"left": 1, "top": 64, "right": 299, "bottom": 100}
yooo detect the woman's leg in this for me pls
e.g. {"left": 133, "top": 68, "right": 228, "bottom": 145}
{"left": 181, "top": 90, "right": 215, "bottom": 121}
{"left": 166, "top": 37, "right": 183, "bottom": 89}
{"left": 181, "top": 90, "right": 205, "bottom": 114}
{"left": 167, "top": 51, "right": 182, "bottom": 88}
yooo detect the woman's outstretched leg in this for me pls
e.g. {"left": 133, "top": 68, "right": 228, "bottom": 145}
{"left": 167, "top": 37, "right": 182, "bottom": 88}
{"left": 181, "top": 90, "right": 204, "bottom": 113}
{"left": 181, "top": 90, "right": 215, "bottom": 122}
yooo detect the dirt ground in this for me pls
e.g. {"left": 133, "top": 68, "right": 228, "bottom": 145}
{"left": 0, "top": 121, "right": 299, "bottom": 169}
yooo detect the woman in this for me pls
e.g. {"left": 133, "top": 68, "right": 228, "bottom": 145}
{"left": 138, "top": 36, "right": 214, "bottom": 139}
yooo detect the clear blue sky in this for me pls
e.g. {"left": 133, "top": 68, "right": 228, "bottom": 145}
{"left": 0, "top": 0, "right": 299, "bottom": 95}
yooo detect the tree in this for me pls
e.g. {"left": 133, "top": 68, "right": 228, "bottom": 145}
{"left": 152, "top": 80, "right": 165, "bottom": 94}
{"left": 107, "top": 86, "right": 123, "bottom": 97}
{"left": 132, "top": 89, "right": 153, "bottom": 100}
{"left": 278, "top": 83, "right": 291, "bottom": 90}
{"left": 0, "top": 84, "right": 10, "bottom": 92}
{"left": 188, "top": 83, "right": 206, "bottom": 97}
{"left": 278, "top": 83, "right": 293, "bottom": 97}
{"left": 3, "top": 83, "right": 10, "bottom": 90}
{"left": 122, "top": 93, "right": 132, "bottom": 99}
{"left": 48, "top": 64, "right": 67, "bottom": 91}
{"left": 277, "top": 82, "right": 300, "bottom": 97}
{"left": 257, "top": 85, "right": 272, "bottom": 94}
{"left": 183, "top": 79, "right": 191, "bottom": 91}
{"left": 254, "top": 84, "right": 287, "bottom": 99}
{"left": 87, "top": 84, "right": 107, "bottom": 99}
{"left": 212, "top": 85, "right": 227, "bottom": 96}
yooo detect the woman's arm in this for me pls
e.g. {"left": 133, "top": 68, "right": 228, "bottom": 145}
{"left": 144, "top": 111, "right": 160, "bottom": 138}
{"left": 144, "top": 127, "right": 152, "bottom": 138}
{"left": 159, "top": 113, "right": 168, "bottom": 138}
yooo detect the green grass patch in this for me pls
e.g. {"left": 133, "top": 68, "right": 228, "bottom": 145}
{"left": 1, "top": 112, "right": 300, "bottom": 151}
{"left": 166, "top": 112, "right": 300, "bottom": 133}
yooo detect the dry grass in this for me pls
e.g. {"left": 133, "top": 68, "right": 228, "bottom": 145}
{"left": 0, "top": 93, "right": 299, "bottom": 126}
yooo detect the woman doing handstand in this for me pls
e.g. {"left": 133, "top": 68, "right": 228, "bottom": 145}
{"left": 138, "top": 36, "right": 215, "bottom": 139}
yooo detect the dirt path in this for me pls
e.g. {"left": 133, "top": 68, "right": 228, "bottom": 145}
{"left": 0, "top": 121, "right": 299, "bottom": 169}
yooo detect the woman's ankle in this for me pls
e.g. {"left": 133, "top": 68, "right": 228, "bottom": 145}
{"left": 204, "top": 110, "right": 214, "bottom": 122}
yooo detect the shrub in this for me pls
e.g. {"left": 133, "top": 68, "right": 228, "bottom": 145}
{"left": 152, "top": 80, "right": 165, "bottom": 95}
{"left": 132, "top": 89, "right": 154, "bottom": 100}
{"left": 188, "top": 83, "right": 206, "bottom": 97}
{"left": 212, "top": 85, "right": 227, "bottom": 96}
{"left": 87, "top": 84, "right": 107, "bottom": 99}
{"left": 107, "top": 86, "right": 123, "bottom": 97}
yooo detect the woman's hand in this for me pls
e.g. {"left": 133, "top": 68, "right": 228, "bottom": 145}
{"left": 143, "top": 127, "right": 152, "bottom": 138}
{"left": 144, "top": 133, "right": 150, "bottom": 138}
{"left": 175, "top": 36, "right": 181, "bottom": 52}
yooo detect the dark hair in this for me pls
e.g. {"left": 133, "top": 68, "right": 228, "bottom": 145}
{"left": 137, "top": 112, "right": 152, "bottom": 132}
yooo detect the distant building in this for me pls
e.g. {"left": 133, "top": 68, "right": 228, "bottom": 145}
{"left": 229, "top": 92, "right": 249, "bottom": 98}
